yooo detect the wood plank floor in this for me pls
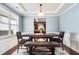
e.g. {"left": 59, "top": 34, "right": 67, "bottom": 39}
{"left": 12, "top": 47, "right": 69, "bottom": 55}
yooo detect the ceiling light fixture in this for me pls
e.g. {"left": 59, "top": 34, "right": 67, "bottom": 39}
{"left": 38, "top": 4, "right": 45, "bottom": 16}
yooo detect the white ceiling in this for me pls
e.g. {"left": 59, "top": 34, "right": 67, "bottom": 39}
{"left": 0, "top": 5, "right": 18, "bottom": 19}
{"left": 21, "top": 3, "right": 62, "bottom": 13}
{"left": 4, "top": 3, "right": 74, "bottom": 16}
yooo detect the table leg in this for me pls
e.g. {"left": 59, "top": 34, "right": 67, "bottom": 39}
{"left": 51, "top": 47, "right": 55, "bottom": 55}
{"left": 29, "top": 47, "right": 32, "bottom": 55}
{"left": 29, "top": 37, "right": 32, "bottom": 41}
{"left": 26, "top": 47, "right": 29, "bottom": 53}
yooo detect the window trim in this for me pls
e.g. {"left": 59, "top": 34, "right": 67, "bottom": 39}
{"left": 0, "top": 34, "right": 16, "bottom": 40}
{"left": 0, "top": 15, "right": 18, "bottom": 37}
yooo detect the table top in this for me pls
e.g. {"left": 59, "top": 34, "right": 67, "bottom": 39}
{"left": 24, "top": 41, "right": 60, "bottom": 47}
{"left": 23, "top": 33, "right": 59, "bottom": 37}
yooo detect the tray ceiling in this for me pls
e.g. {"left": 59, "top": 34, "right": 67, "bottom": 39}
{"left": 4, "top": 3, "right": 74, "bottom": 16}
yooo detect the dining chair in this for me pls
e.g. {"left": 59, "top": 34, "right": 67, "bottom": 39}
{"left": 53, "top": 31, "right": 65, "bottom": 50}
{"left": 16, "top": 32, "right": 29, "bottom": 53}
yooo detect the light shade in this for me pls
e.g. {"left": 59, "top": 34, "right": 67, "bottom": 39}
{"left": 37, "top": 12, "right": 45, "bottom": 16}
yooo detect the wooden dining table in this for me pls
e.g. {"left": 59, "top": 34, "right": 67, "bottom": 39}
{"left": 23, "top": 33, "right": 59, "bottom": 41}
{"left": 23, "top": 33, "right": 60, "bottom": 55}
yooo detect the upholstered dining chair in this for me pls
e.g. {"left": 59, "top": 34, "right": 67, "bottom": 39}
{"left": 16, "top": 32, "right": 29, "bottom": 53}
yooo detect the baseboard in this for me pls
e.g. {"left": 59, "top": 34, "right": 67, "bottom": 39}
{"left": 63, "top": 44, "right": 79, "bottom": 55}
{"left": 2, "top": 45, "right": 17, "bottom": 55}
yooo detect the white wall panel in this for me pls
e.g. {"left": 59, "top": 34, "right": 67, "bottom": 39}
{"left": 0, "top": 36, "right": 17, "bottom": 54}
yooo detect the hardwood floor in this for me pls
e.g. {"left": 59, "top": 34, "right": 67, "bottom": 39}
{"left": 12, "top": 47, "right": 68, "bottom": 55}
{"left": 2, "top": 44, "right": 79, "bottom": 55}
{"left": 1, "top": 45, "right": 69, "bottom": 55}
{"left": 2, "top": 45, "right": 17, "bottom": 55}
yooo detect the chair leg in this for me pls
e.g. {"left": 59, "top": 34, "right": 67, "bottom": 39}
{"left": 17, "top": 44, "right": 19, "bottom": 53}
{"left": 62, "top": 43, "right": 64, "bottom": 50}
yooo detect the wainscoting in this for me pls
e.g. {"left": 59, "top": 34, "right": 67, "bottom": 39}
{"left": 0, "top": 35, "right": 17, "bottom": 55}
{"left": 63, "top": 44, "right": 79, "bottom": 55}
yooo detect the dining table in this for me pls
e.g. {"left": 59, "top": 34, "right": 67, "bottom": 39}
{"left": 23, "top": 33, "right": 59, "bottom": 41}
{"left": 23, "top": 33, "right": 60, "bottom": 55}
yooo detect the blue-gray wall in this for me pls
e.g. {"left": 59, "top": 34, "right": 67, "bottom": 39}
{"left": 23, "top": 16, "right": 34, "bottom": 33}
{"left": 60, "top": 4, "right": 79, "bottom": 33}
{"left": 19, "top": 16, "right": 24, "bottom": 32}
{"left": 23, "top": 16, "right": 59, "bottom": 33}
{"left": 46, "top": 16, "right": 59, "bottom": 32}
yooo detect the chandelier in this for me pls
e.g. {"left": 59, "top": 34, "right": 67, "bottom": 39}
{"left": 38, "top": 4, "right": 45, "bottom": 16}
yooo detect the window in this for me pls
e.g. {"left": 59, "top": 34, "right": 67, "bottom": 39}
{"left": 0, "top": 15, "right": 18, "bottom": 37}
{"left": 10, "top": 19, "right": 17, "bottom": 34}
{"left": 0, "top": 16, "right": 9, "bottom": 36}
{"left": 0, "top": 16, "right": 9, "bottom": 23}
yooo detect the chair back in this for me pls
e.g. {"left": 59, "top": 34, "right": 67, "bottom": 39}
{"left": 16, "top": 32, "right": 23, "bottom": 40}
{"left": 59, "top": 31, "right": 65, "bottom": 39}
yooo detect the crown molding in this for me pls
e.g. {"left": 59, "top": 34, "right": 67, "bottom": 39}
{"left": 55, "top": 3, "right": 64, "bottom": 13}
{"left": 60, "top": 3, "right": 77, "bottom": 16}
{"left": 19, "top": 3, "right": 27, "bottom": 12}
{"left": 23, "top": 14, "right": 58, "bottom": 17}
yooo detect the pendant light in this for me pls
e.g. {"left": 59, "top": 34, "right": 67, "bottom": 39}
{"left": 38, "top": 4, "right": 45, "bottom": 16}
